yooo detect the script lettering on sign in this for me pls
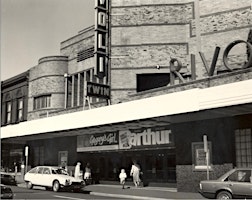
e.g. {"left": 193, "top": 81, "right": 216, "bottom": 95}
{"left": 90, "top": 133, "right": 117, "bottom": 146}
{"left": 77, "top": 132, "right": 118, "bottom": 152}
{"left": 94, "top": 0, "right": 108, "bottom": 78}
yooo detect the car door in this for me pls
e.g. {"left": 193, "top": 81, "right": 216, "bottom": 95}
{"left": 40, "top": 167, "right": 54, "bottom": 187}
{"left": 226, "top": 169, "right": 252, "bottom": 197}
{"left": 28, "top": 167, "right": 43, "bottom": 186}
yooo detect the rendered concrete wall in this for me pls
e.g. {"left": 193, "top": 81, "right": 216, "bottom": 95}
{"left": 28, "top": 56, "right": 68, "bottom": 120}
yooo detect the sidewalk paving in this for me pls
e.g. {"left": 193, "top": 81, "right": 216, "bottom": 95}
{"left": 16, "top": 174, "right": 203, "bottom": 199}
{"left": 85, "top": 184, "right": 203, "bottom": 199}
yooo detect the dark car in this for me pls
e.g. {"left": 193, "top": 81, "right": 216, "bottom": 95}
{"left": 199, "top": 168, "right": 252, "bottom": 199}
{"left": 0, "top": 172, "right": 16, "bottom": 186}
{"left": 0, "top": 184, "right": 14, "bottom": 199}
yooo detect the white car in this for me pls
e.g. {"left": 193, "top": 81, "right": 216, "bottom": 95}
{"left": 24, "top": 166, "right": 85, "bottom": 192}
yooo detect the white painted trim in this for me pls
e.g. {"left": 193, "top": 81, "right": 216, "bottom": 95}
{"left": 2, "top": 79, "right": 252, "bottom": 139}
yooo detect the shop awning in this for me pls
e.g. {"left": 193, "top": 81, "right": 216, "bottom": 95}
{"left": 1, "top": 79, "right": 252, "bottom": 139}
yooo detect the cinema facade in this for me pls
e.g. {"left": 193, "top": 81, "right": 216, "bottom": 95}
{"left": 1, "top": 0, "right": 252, "bottom": 192}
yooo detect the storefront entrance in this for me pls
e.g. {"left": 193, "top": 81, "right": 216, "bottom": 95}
{"left": 78, "top": 148, "right": 176, "bottom": 184}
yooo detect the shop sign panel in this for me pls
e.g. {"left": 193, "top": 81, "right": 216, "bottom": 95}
{"left": 86, "top": 81, "right": 110, "bottom": 99}
{"left": 77, "top": 127, "right": 173, "bottom": 152}
{"left": 77, "top": 132, "right": 118, "bottom": 152}
{"left": 119, "top": 127, "right": 174, "bottom": 150}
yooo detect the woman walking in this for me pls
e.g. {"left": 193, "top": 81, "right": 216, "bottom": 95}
{"left": 130, "top": 160, "right": 140, "bottom": 187}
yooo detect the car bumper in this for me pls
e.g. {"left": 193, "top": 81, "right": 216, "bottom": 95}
{"left": 62, "top": 182, "right": 85, "bottom": 191}
{"left": 198, "top": 189, "right": 215, "bottom": 199}
{"left": 1, "top": 189, "right": 13, "bottom": 199}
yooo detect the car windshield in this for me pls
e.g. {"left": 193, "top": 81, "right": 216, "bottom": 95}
{"left": 52, "top": 168, "right": 68, "bottom": 175}
{"left": 218, "top": 168, "right": 236, "bottom": 180}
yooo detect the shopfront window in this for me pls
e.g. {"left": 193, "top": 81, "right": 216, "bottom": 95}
{"left": 34, "top": 146, "right": 44, "bottom": 166}
{"left": 58, "top": 151, "right": 68, "bottom": 168}
{"left": 235, "top": 129, "right": 252, "bottom": 167}
{"left": 156, "top": 154, "right": 164, "bottom": 179}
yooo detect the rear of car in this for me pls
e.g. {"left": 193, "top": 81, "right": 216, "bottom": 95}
{"left": 0, "top": 184, "right": 13, "bottom": 199}
{"left": 199, "top": 180, "right": 220, "bottom": 199}
{"left": 199, "top": 168, "right": 252, "bottom": 199}
{"left": 0, "top": 173, "right": 16, "bottom": 185}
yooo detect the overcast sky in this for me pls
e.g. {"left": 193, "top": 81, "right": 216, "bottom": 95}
{"left": 1, "top": 0, "right": 94, "bottom": 81}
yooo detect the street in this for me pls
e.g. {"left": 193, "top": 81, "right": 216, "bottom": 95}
{"left": 10, "top": 185, "right": 125, "bottom": 199}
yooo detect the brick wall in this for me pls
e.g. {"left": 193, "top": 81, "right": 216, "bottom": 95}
{"left": 110, "top": 0, "right": 251, "bottom": 104}
{"left": 60, "top": 26, "right": 95, "bottom": 74}
{"left": 176, "top": 163, "right": 233, "bottom": 192}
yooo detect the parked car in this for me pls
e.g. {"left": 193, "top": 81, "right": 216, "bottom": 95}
{"left": 199, "top": 168, "right": 252, "bottom": 199}
{"left": 24, "top": 166, "right": 85, "bottom": 192}
{"left": 0, "top": 184, "right": 14, "bottom": 199}
{"left": 0, "top": 172, "right": 16, "bottom": 185}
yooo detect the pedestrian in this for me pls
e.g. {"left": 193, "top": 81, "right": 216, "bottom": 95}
{"left": 119, "top": 169, "right": 127, "bottom": 189}
{"left": 84, "top": 162, "right": 92, "bottom": 183}
{"left": 130, "top": 160, "right": 141, "bottom": 187}
{"left": 74, "top": 162, "right": 82, "bottom": 180}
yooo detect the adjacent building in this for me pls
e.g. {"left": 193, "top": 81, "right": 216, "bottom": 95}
{"left": 1, "top": 0, "right": 252, "bottom": 192}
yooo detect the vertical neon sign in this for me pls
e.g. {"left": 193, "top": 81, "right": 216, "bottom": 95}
{"left": 94, "top": 0, "right": 108, "bottom": 78}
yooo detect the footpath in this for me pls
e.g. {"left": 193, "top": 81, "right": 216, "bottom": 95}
{"left": 16, "top": 174, "right": 203, "bottom": 199}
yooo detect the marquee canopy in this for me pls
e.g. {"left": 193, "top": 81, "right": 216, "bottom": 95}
{"left": 2, "top": 79, "right": 252, "bottom": 139}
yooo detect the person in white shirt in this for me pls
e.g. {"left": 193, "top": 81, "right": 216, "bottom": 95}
{"left": 130, "top": 160, "right": 140, "bottom": 187}
{"left": 119, "top": 169, "right": 127, "bottom": 189}
{"left": 74, "top": 162, "right": 82, "bottom": 180}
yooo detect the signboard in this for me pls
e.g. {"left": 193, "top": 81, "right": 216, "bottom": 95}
{"left": 77, "top": 127, "right": 173, "bottom": 152}
{"left": 94, "top": 0, "right": 108, "bottom": 78}
{"left": 86, "top": 81, "right": 110, "bottom": 99}
{"left": 77, "top": 132, "right": 118, "bottom": 152}
{"left": 119, "top": 128, "right": 173, "bottom": 150}
{"left": 192, "top": 142, "right": 212, "bottom": 170}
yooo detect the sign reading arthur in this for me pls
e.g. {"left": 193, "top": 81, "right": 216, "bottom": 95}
{"left": 119, "top": 127, "right": 174, "bottom": 150}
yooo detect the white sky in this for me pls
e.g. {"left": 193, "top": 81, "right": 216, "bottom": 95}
{"left": 0, "top": 0, "right": 94, "bottom": 81}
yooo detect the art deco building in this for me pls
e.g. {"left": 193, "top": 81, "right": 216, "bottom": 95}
{"left": 1, "top": 0, "right": 252, "bottom": 192}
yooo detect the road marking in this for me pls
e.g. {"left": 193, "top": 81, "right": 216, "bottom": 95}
{"left": 93, "top": 184, "right": 177, "bottom": 192}
{"left": 53, "top": 195, "right": 87, "bottom": 200}
{"left": 90, "top": 192, "right": 169, "bottom": 200}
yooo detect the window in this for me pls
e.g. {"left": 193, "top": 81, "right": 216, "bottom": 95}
{"left": 6, "top": 101, "right": 12, "bottom": 123}
{"left": 77, "top": 47, "right": 94, "bottom": 62}
{"left": 235, "top": 129, "right": 252, "bottom": 167}
{"left": 37, "top": 167, "right": 44, "bottom": 174}
{"left": 227, "top": 170, "right": 251, "bottom": 182}
{"left": 65, "top": 69, "right": 106, "bottom": 108}
{"left": 43, "top": 168, "right": 50, "bottom": 175}
{"left": 137, "top": 73, "right": 170, "bottom": 92}
{"left": 34, "top": 95, "right": 51, "bottom": 110}
{"left": 17, "top": 98, "right": 23, "bottom": 121}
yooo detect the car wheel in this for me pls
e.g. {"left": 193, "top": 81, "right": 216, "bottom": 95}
{"left": 52, "top": 180, "right": 60, "bottom": 192}
{"left": 26, "top": 181, "right": 33, "bottom": 189}
{"left": 216, "top": 191, "right": 232, "bottom": 199}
